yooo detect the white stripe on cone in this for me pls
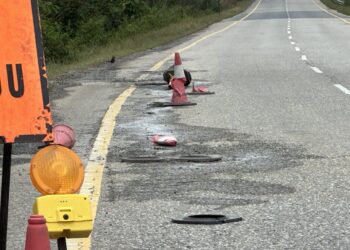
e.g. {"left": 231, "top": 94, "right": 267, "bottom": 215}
{"left": 174, "top": 52, "right": 186, "bottom": 79}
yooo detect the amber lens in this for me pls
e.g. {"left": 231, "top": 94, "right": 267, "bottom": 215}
{"left": 30, "top": 145, "right": 84, "bottom": 195}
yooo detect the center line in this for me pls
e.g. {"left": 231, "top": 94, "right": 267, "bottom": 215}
{"left": 301, "top": 55, "right": 307, "bottom": 61}
{"left": 311, "top": 66, "right": 323, "bottom": 74}
{"left": 334, "top": 84, "right": 350, "bottom": 95}
{"left": 289, "top": 35, "right": 293, "bottom": 39}
{"left": 295, "top": 47, "right": 300, "bottom": 51}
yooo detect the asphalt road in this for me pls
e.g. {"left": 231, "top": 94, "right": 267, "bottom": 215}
{"left": 2, "top": 0, "right": 350, "bottom": 249}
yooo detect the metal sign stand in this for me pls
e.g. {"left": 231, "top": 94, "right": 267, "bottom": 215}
{"left": 0, "top": 143, "right": 13, "bottom": 250}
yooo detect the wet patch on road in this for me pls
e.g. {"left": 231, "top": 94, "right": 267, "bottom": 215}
{"left": 104, "top": 85, "right": 323, "bottom": 208}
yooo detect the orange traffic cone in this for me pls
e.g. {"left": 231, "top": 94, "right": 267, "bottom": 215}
{"left": 170, "top": 53, "right": 196, "bottom": 106}
{"left": 25, "top": 215, "right": 51, "bottom": 250}
{"left": 149, "top": 52, "right": 196, "bottom": 108}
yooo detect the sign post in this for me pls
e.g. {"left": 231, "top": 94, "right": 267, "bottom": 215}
{"left": 0, "top": 144, "right": 12, "bottom": 250}
{"left": 57, "top": 237, "right": 67, "bottom": 250}
{"left": 0, "top": 0, "right": 53, "bottom": 249}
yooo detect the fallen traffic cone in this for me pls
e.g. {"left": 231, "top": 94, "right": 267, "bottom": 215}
{"left": 52, "top": 123, "right": 76, "bottom": 148}
{"left": 25, "top": 215, "right": 51, "bottom": 250}
{"left": 169, "top": 53, "right": 196, "bottom": 106}
{"left": 188, "top": 81, "right": 215, "bottom": 95}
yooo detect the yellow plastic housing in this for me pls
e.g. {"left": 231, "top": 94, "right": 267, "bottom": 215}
{"left": 33, "top": 194, "right": 93, "bottom": 239}
{"left": 30, "top": 145, "right": 84, "bottom": 195}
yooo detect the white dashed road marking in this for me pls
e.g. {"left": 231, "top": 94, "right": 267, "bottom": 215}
{"left": 285, "top": 0, "right": 349, "bottom": 98}
{"left": 334, "top": 84, "right": 350, "bottom": 95}
{"left": 311, "top": 66, "right": 323, "bottom": 74}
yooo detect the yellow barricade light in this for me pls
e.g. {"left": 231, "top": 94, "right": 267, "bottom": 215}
{"left": 30, "top": 145, "right": 93, "bottom": 239}
{"left": 30, "top": 145, "right": 84, "bottom": 195}
{"left": 33, "top": 194, "right": 93, "bottom": 239}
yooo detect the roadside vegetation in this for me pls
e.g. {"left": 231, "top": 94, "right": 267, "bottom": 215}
{"left": 38, "top": 0, "right": 253, "bottom": 77}
{"left": 320, "top": 0, "right": 350, "bottom": 15}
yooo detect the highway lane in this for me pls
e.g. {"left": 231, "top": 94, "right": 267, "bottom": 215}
{"left": 181, "top": 0, "right": 350, "bottom": 156}
{"left": 91, "top": 0, "right": 350, "bottom": 249}
{"left": 172, "top": 0, "right": 350, "bottom": 248}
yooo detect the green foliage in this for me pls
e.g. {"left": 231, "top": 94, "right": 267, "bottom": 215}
{"left": 321, "top": 0, "right": 350, "bottom": 15}
{"left": 38, "top": 0, "right": 240, "bottom": 63}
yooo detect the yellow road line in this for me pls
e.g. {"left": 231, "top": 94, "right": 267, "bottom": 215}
{"left": 150, "top": 0, "right": 263, "bottom": 71}
{"left": 67, "top": 86, "right": 136, "bottom": 250}
{"left": 312, "top": 0, "right": 350, "bottom": 24}
{"left": 67, "top": 0, "right": 262, "bottom": 249}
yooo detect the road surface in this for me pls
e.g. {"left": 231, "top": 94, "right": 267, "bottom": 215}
{"left": 1, "top": 0, "right": 350, "bottom": 249}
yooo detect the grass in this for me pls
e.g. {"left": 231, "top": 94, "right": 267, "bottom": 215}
{"left": 47, "top": 0, "right": 254, "bottom": 78}
{"left": 320, "top": 0, "right": 350, "bottom": 15}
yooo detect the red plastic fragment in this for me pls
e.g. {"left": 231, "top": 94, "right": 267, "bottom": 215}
{"left": 151, "top": 135, "right": 177, "bottom": 147}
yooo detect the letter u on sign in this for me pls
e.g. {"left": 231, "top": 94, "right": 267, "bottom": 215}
{"left": 6, "top": 64, "right": 25, "bottom": 98}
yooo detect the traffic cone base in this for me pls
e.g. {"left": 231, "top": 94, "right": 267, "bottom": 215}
{"left": 148, "top": 101, "right": 197, "bottom": 108}
{"left": 188, "top": 91, "right": 215, "bottom": 95}
{"left": 167, "top": 102, "right": 197, "bottom": 107}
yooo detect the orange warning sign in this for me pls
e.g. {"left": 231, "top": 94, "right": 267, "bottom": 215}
{"left": 0, "top": 0, "right": 53, "bottom": 143}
